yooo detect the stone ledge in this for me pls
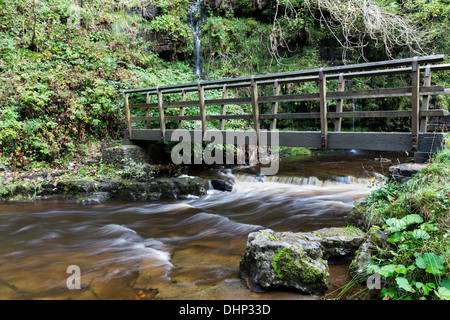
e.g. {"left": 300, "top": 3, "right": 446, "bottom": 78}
{"left": 1, "top": 176, "right": 234, "bottom": 204}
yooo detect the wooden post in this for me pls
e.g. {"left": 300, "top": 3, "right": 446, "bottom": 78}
{"left": 220, "top": 84, "right": 227, "bottom": 130}
{"left": 420, "top": 65, "right": 431, "bottom": 133}
{"left": 178, "top": 89, "right": 186, "bottom": 129}
{"left": 411, "top": 57, "right": 420, "bottom": 151}
{"left": 270, "top": 79, "right": 280, "bottom": 130}
{"left": 334, "top": 73, "right": 344, "bottom": 132}
{"left": 124, "top": 93, "right": 132, "bottom": 140}
{"left": 145, "top": 92, "right": 151, "bottom": 129}
{"left": 156, "top": 88, "right": 166, "bottom": 141}
{"left": 198, "top": 82, "right": 207, "bottom": 141}
{"left": 250, "top": 76, "right": 260, "bottom": 145}
{"left": 319, "top": 68, "right": 328, "bottom": 149}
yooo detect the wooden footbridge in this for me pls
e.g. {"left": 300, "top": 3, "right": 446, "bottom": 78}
{"left": 122, "top": 55, "right": 450, "bottom": 162}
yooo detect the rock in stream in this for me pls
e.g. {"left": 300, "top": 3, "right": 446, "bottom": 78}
{"left": 239, "top": 227, "right": 364, "bottom": 295}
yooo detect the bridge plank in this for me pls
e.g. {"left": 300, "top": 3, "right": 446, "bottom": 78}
{"left": 128, "top": 129, "right": 447, "bottom": 155}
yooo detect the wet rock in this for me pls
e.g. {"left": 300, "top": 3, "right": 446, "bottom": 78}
{"left": 239, "top": 227, "right": 365, "bottom": 294}
{"left": 76, "top": 192, "right": 111, "bottom": 206}
{"left": 387, "top": 162, "right": 427, "bottom": 183}
{"left": 2, "top": 175, "right": 223, "bottom": 202}
{"left": 239, "top": 229, "right": 328, "bottom": 295}
{"left": 102, "top": 145, "right": 149, "bottom": 169}
{"left": 57, "top": 180, "right": 98, "bottom": 194}
{"left": 211, "top": 178, "right": 234, "bottom": 192}
{"left": 304, "top": 227, "right": 365, "bottom": 264}
{"left": 349, "top": 227, "right": 389, "bottom": 277}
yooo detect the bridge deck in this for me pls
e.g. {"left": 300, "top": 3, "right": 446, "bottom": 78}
{"left": 126, "top": 129, "right": 446, "bottom": 153}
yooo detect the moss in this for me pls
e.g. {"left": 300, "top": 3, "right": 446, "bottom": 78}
{"left": 272, "top": 247, "right": 327, "bottom": 284}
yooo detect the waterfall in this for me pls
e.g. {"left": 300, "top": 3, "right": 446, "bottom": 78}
{"left": 188, "top": 0, "right": 203, "bottom": 77}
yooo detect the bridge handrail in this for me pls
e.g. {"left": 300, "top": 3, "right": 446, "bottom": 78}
{"left": 122, "top": 55, "right": 445, "bottom": 94}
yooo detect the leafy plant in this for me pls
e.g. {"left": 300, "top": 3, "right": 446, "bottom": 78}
{"left": 365, "top": 213, "right": 449, "bottom": 300}
{"left": 117, "top": 158, "right": 158, "bottom": 181}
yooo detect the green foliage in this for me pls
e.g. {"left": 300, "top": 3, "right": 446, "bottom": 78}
{"left": 279, "top": 146, "right": 312, "bottom": 157}
{"left": 366, "top": 217, "right": 450, "bottom": 300}
{"left": 1, "top": 0, "right": 450, "bottom": 171}
{"left": 353, "top": 145, "right": 450, "bottom": 300}
{"left": 117, "top": 158, "right": 158, "bottom": 181}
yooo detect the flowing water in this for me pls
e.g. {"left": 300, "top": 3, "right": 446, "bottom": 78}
{"left": 188, "top": 0, "right": 203, "bottom": 77}
{"left": 0, "top": 152, "right": 407, "bottom": 300}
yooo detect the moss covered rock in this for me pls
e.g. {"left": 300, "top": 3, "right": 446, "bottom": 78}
{"left": 239, "top": 229, "right": 328, "bottom": 295}
{"left": 239, "top": 227, "right": 365, "bottom": 295}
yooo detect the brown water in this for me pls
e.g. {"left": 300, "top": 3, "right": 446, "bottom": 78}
{"left": 0, "top": 152, "right": 406, "bottom": 300}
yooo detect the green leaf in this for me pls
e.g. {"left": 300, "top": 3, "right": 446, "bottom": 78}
{"left": 396, "top": 277, "right": 413, "bottom": 292}
{"left": 388, "top": 232, "right": 406, "bottom": 243}
{"left": 440, "top": 277, "right": 450, "bottom": 290}
{"left": 402, "top": 214, "right": 423, "bottom": 225}
{"left": 367, "top": 264, "right": 380, "bottom": 274}
{"left": 393, "top": 264, "right": 407, "bottom": 275}
{"left": 415, "top": 282, "right": 430, "bottom": 296}
{"left": 415, "top": 253, "right": 445, "bottom": 275}
{"left": 412, "top": 229, "right": 430, "bottom": 240}
{"left": 385, "top": 217, "right": 407, "bottom": 232}
{"left": 407, "top": 264, "right": 417, "bottom": 272}
{"left": 380, "top": 264, "right": 396, "bottom": 277}
{"left": 436, "top": 287, "right": 450, "bottom": 300}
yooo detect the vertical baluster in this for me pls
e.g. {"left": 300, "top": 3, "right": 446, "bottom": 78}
{"left": 157, "top": 88, "right": 166, "bottom": 141}
{"left": 334, "top": 73, "right": 344, "bottom": 132}
{"left": 270, "top": 80, "right": 279, "bottom": 131}
{"left": 124, "top": 93, "right": 132, "bottom": 140}
{"left": 250, "top": 76, "right": 260, "bottom": 146}
{"left": 220, "top": 84, "right": 227, "bottom": 131}
{"left": 178, "top": 89, "right": 186, "bottom": 129}
{"left": 198, "top": 82, "right": 207, "bottom": 141}
{"left": 420, "top": 66, "right": 431, "bottom": 133}
{"left": 145, "top": 92, "right": 151, "bottom": 129}
{"left": 411, "top": 57, "right": 420, "bottom": 151}
{"left": 319, "top": 68, "right": 327, "bottom": 149}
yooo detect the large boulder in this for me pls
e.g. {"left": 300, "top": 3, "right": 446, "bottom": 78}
{"left": 239, "top": 227, "right": 364, "bottom": 295}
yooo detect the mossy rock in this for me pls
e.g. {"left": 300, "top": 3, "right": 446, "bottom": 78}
{"left": 349, "top": 227, "right": 389, "bottom": 279}
{"left": 272, "top": 247, "right": 329, "bottom": 293}
{"left": 239, "top": 229, "right": 328, "bottom": 295}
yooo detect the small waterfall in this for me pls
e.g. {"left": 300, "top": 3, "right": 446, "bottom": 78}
{"left": 231, "top": 172, "right": 370, "bottom": 187}
{"left": 188, "top": 0, "right": 203, "bottom": 77}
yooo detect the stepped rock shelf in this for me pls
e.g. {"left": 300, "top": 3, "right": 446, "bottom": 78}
{"left": 0, "top": 176, "right": 234, "bottom": 204}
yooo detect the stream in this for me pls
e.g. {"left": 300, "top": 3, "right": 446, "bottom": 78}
{"left": 0, "top": 151, "right": 407, "bottom": 300}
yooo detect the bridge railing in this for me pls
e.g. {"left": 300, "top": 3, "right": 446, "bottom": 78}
{"left": 122, "top": 55, "right": 450, "bottom": 151}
